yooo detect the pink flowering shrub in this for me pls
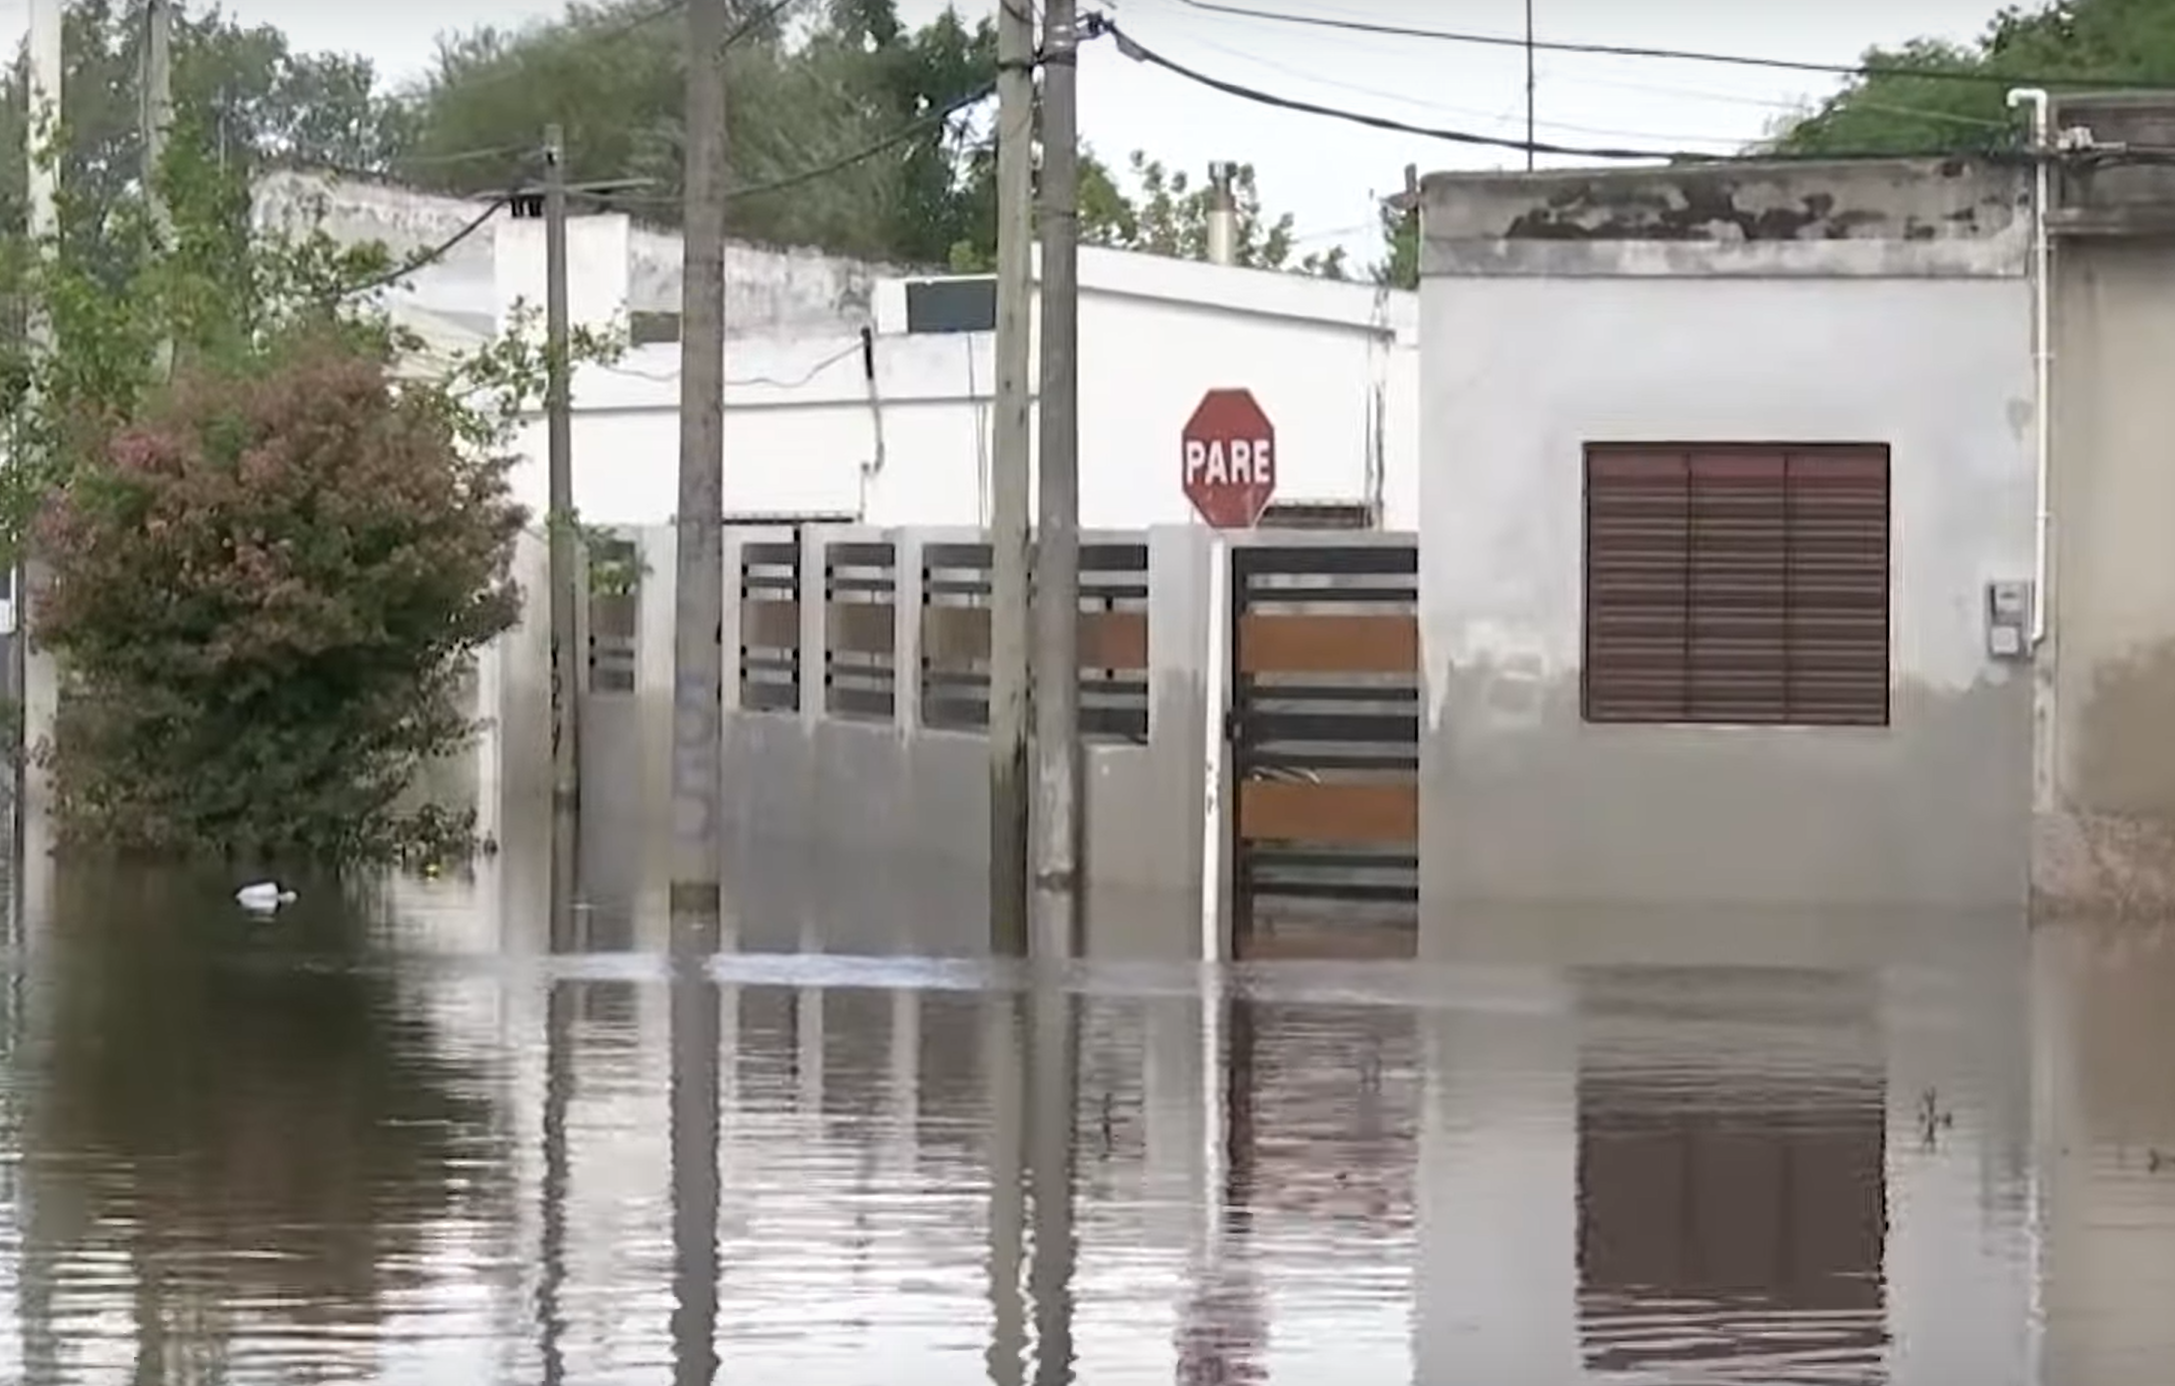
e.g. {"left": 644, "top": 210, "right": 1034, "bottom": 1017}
{"left": 31, "top": 337, "right": 524, "bottom": 861}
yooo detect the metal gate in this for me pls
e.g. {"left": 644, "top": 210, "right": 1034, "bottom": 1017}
{"left": 1227, "top": 541, "right": 1419, "bottom": 949}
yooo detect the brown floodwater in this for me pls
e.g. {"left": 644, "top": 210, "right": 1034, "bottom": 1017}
{"left": 0, "top": 829, "right": 2170, "bottom": 1384}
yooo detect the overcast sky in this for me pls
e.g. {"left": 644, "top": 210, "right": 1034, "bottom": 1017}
{"left": 68, "top": 0, "right": 2025, "bottom": 264}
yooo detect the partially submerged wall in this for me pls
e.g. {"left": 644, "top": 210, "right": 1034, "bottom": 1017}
{"left": 2036, "top": 94, "right": 2175, "bottom": 914}
{"left": 1417, "top": 157, "right": 2035, "bottom": 914}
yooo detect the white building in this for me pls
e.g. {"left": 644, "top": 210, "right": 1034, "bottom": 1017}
{"left": 255, "top": 173, "right": 1421, "bottom": 532}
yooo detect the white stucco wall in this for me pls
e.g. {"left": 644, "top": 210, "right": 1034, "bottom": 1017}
{"left": 253, "top": 174, "right": 1419, "bottom": 534}
{"left": 506, "top": 250, "right": 1416, "bottom": 531}
{"left": 251, "top": 170, "right": 909, "bottom": 338}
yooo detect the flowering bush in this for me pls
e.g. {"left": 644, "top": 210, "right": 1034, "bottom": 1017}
{"left": 31, "top": 338, "right": 525, "bottom": 860}
{"left": 0, "top": 107, "right": 623, "bottom": 863}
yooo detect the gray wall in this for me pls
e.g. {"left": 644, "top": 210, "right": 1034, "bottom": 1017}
{"left": 1417, "top": 160, "right": 2037, "bottom": 912}
{"left": 593, "top": 522, "right": 1221, "bottom": 960}
{"left": 2037, "top": 93, "right": 2175, "bottom": 914}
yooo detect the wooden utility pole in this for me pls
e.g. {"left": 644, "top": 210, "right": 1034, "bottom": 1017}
{"left": 543, "top": 123, "right": 582, "bottom": 828}
{"left": 670, "top": 0, "right": 730, "bottom": 931}
{"left": 1031, "top": 0, "right": 1084, "bottom": 957}
{"left": 987, "top": 0, "right": 1036, "bottom": 953}
{"left": 143, "top": 0, "right": 174, "bottom": 376}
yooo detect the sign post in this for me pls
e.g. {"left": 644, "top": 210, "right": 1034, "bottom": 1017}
{"left": 1182, "top": 388, "right": 1277, "bottom": 529}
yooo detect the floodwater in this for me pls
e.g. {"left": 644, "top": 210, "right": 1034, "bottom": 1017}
{"left": 0, "top": 836, "right": 2171, "bottom": 1383}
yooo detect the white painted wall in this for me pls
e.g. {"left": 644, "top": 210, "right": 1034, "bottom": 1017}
{"left": 254, "top": 174, "right": 1420, "bottom": 534}
{"left": 252, "top": 171, "right": 905, "bottom": 338}
{"left": 493, "top": 236, "right": 1419, "bottom": 531}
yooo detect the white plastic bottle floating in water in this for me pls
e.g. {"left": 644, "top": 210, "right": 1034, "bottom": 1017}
{"left": 235, "top": 881, "right": 297, "bottom": 913}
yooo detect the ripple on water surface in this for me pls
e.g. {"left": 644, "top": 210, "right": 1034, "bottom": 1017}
{"left": 0, "top": 866, "right": 2157, "bottom": 1383}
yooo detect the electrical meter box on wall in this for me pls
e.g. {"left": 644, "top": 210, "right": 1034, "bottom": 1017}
{"left": 1986, "top": 580, "right": 2033, "bottom": 660}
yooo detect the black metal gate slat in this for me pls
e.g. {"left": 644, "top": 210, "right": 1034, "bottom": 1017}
{"left": 1227, "top": 542, "right": 1421, "bottom": 947}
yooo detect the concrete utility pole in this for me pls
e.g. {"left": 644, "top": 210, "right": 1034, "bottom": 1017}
{"left": 15, "top": 0, "right": 61, "bottom": 789}
{"left": 670, "top": 0, "right": 731, "bottom": 930}
{"left": 143, "top": 0, "right": 174, "bottom": 377}
{"left": 1205, "top": 162, "right": 1237, "bottom": 266}
{"left": 1524, "top": 0, "right": 1536, "bottom": 170}
{"left": 667, "top": 949, "right": 722, "bottom": 1386}
{"left": 987, "top": 0, "right": 1036, "bottom": 953}
{"left": 543, "top": 123, "right": 582, "bottom": 827}
{"left": 1031, "top": 0, "right": 1084, "bottom": 957}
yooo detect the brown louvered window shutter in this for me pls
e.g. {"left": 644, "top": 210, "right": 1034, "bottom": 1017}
{"left": 1583, "top": 444, "right": 1890, "bottom": 727}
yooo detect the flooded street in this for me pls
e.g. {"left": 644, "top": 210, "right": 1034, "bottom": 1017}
{"left": 0, "top": 842, "right": 2168, "bottom": 1382}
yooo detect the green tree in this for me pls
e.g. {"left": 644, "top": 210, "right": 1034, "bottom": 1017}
{"left": 1373, "top": 196, "right": 1417, "bottom": 291}
{"left": 395, "top": 0, "right": 979, "bottom": 261}
{"left": 1076, "top": 151, "right": 1348, "bottom": 277}
{"left": 1769, "top": 0, "right": 2175, "bottom": 155}
{"left": 6, "top": 98, "right": 601, "bottom": 863}
{"left": 398, "top": 0, "right": 1336, "bottom": 274}
{"left": 804, "top": 0, "right": 1003, "bottom": 265}
{"left": 0, "top": 0, "right": 407, "bottom": 268}
{"left": 950, "top": 148, "right": 1344, "bottom": 277}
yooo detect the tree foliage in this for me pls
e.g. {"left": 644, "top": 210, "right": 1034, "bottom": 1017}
{"left": 0, "top": 0, "right": 406, "bottom": 276}
{"left": 1372, "top": 196, "right": 1417, "bottom": 291}
{"left": 1768, "top": 0, "right": 2175, "bottom": 155}
{"left": 6, "top": 72, "right": 592, "bottom": 865}
{"left": 35, "top": 342, "right": 524, "bottom": 862}
{"left": 385, "top": 0, "right": 1346, "bottom": 275}
{"left": 7, "top": 0, "right": 1358, "bottom": 277}
{"left": 1072, "top": 152, "right": 1349, "bottom": 278}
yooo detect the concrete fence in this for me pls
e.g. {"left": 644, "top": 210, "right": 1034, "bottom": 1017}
{"left": 565, "top": 523, "right": 1220, "bottom": 900}
{"left": 466, "top": 523, "right": 1421, "bottom": 934}
{"left": 19, "top": 520, "right": 1418, "bottom": 953}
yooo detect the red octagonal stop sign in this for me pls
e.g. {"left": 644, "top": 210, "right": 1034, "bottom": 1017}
{"left": 1181, "top": 388, "right": 1277, "bottom": 529}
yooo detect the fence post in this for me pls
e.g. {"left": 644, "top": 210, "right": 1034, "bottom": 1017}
{"left": 1197, "top": 532, "right": 1232, "bottom": 965}
{"left": 718, "top": 528, "right": 745, "bottom": 716}
{"left": 798, "top": 526, "right": 828, "bottom": 725}
{"left": 892, "top": 528, "right": 924, "bottom": 734}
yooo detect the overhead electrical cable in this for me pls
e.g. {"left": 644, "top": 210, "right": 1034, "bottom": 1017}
{"left": 1098, "top": 18, "right": 2034, "bottom": 163}
{"left": 1170, "top": 0, "right": 2175, "bottom": 92}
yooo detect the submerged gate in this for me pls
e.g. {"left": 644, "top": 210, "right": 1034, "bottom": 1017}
{"left": 1227, "top": 541, "right": 1419, "bottom": 952}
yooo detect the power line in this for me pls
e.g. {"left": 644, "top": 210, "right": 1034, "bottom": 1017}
{"left": 601, "top": 339, "right": 862, "bottom": 384}
{"left": 724, "top": 0, "right": 801, "bottom": 47}
{"left": 416, "top": 0, "right": 793, "bottom": 97}
{"left": 1166, "top": 23, "right": 1750, "bottom": 149}
{"left": 1162, "top": 11, "right": 2015, "bottom": 136}
{"left": 1169, "top": 0, "right": 2175, "bottom": 92}
{"left": 727, "top": 82, "right": 997, "bottom": 197}
{"left": 337, "top": 192, "right": 512, "bottom": 298}
{"left": 387, "top": 142, "right": 536, "bottom": 167}
{"left": 599, "top": 79, "right": 1000, "bottom": 207}
{"left": 1098, "top": 18, "right": 2016, "bottom": 163}
{"left": 1568, "top": 68, "right": 2009, "bottom": 131}
{"left": 337, "top": 79, "right": 999, "bottom": 299}
{"left": 423, "top": 0, "right": 686, "bottom": 94}
{"left": 288, "top": 142, "right": 550, "bottom": 185}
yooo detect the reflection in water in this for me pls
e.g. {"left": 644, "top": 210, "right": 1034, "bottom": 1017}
{"left": 668, "top": 934, "right": 722, "bottom": 1386}
{"left": 538, "top": 971, "right": 572, "bottom": 1386}
{"left": 7, "top": 847, "right": 2175, "bottom": 1381}
{"left": 19, "top": 865, "right": 511, "bottom": 1383}
{"left": 1025, "top": 985, "right": 1080, "bottom": 1386}
{"left": 983, "top": 995, "right": 1027, "bottom": 1386}
{"left": 1574, "top": 974, "right": 1888, "bottom": 1381}
{"left": 2038, "top": 926, "right": 2175, "bottom": 1386}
